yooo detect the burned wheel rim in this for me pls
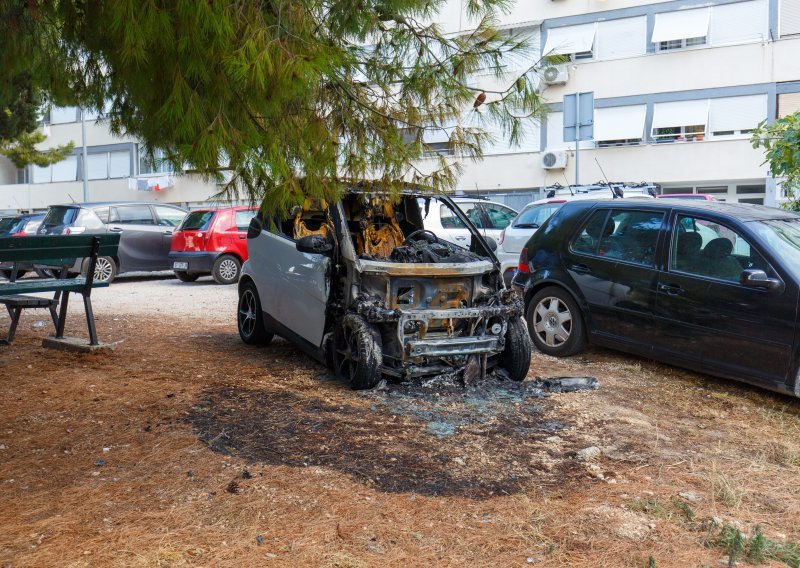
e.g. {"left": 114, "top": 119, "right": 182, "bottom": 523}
{"left": 238, "top": 289, "right": 258, "bottom": 338}
{"left": 533, "top": 296, "right": 572, "bottom": 347}
{"left": 93, "top": 257, "right": 114, "bottom": 282}
{"left": 219, "top": 258, "right": 239, "bottom": 281}
{"left": 334, "top": 325, "right": 360, "bottom": 383}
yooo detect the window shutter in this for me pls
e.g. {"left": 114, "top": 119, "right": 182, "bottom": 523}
{"left": 708, "top": 95, "right": 767, "bottom": 132}
{"left": 778, "top": 92, "right": 800, "bottom": 117}
{"left": 596, "top": 17, "right": 647, "bottom": 60}
{"left": 109, "top": 151, "right": 132, "bottom": 178}
{"left": 542, "top": 23, "right": 596, "bottom": 55}
{"left": 51, "top": 156, "right": 78, "bottom": 182}
{"left": 87, "top": 153, "right": 108, "bottom": 180}
{"left": 781, "top": 0, "right": 800, "bottom": 36}
{"left": 651, "top": 8, "right": 711, "bottom": 43}
{"left": 711, "top": 0, "right": 768, "bottom": 45}
{"left": 652, "top": 100, "right": 710, "bottom": 130}
{"left": 594, "top": 105, "right": 647, "bottom": 140}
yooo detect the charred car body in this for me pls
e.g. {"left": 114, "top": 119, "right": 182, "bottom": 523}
{"left": 237, "top": 188, "right": 531, "bottom": 389}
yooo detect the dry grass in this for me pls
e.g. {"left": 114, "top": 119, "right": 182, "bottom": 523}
{"left": 1, "top": 307, "right": 800, "bottom": 567}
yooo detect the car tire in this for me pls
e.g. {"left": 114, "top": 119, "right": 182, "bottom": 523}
{"left": 526, "top": 286, "right": 586, "bottom": 357}
{"left": 174, "top": 270, "right": 200, "bottom": 282}
{"left": 0, "top": 269, "right": 27, "bottom": 280}
{"left": 84, "top": 256, "right": 117, "bottom": 284}
{"left": 212, "top": 254, "right": 241, "bottom": 285}
{"left": 500, "top": 317, "right": 532, "bottom": 381}
{"left": 237, "top": 280, "right": 274, "bottom": 345}
{"left": 332, "top": 314, "right": 383, "bottom": 390}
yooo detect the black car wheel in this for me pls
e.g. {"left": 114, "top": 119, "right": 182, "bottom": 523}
{"left": 527, "top": 286, "right": 586, "bottom": 357}
{"left": 500, "top": 317, "right": 532, "bottom": 381}
{"left": 237, "top": 280, "right": 274, "bottom": 345}
{"left": 332, "top": 314, "right": 383, "bottom": 390}
{"left": 174, "top": 270, "right": 200, "bottom": 282}
{"left": 212, "top": 254, "right": 241, "bottom": 285}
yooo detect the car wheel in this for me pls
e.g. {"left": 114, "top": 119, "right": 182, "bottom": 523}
{"left": 84, "top": 256, "right": 117, "bottom": 284}
{"left": 500, "top": 317, "right": 532, "bottom": 381}
{"left": 212, "top": 254, "right": 241, "bottom": 285}
{"left": 0, "top": 269, "right": 26, "bottom": 280}
{"left": 174, "top": 270, "right": 200, "bottom": 282}
{"left": 237, "top": 280, "right": 274, "bottom": 345}
{"left": 332, "top": 314, "right": 383, "bottom": 390}
{"left": 526, "top": 286, "right": 586, "bottom": 357}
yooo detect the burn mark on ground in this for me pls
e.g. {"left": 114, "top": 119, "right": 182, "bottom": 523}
{"left": 188, "top": 377, "right": 598, "bottom": 498}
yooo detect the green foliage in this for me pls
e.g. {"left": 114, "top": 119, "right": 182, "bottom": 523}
{"left": 712, "top": 524, "right": 800, "bottom": 568}
{"left": 752, "top": 113, "right": 800, "bottom": 211}
{"left": 0, "top": 0, "right": 547, "bottom": 210}
{"left": 0, "top": 130, "right": 75, "bottom": 169}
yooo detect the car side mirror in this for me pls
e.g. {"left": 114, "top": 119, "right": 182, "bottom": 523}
{"left": 296, "top": 234, "right": 333, "bottom": 256}
{"left": 247, "top": 216, "right": 263, "bottom": 239}
{"left": 740, "top": 268, "right": 782, "bottom": 292}
{"left": 483, "top": 236, "right": 498, "bottom": 252}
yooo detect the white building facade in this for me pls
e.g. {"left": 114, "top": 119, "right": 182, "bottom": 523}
{"left": 1, "top": 0, "right": 799, "bottom": 213}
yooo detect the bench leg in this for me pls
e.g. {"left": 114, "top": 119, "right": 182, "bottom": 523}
{"left": 83, "top": 295, "right": 99, "bottom": 346}
{"left": 1, "top": 306, "right": 23, "bottom": 345}
{"left": 55, "top": 292, "right": 70, "bottom": 339}
{"left": 49, "top": 291, "right": 62, "bottom": 328}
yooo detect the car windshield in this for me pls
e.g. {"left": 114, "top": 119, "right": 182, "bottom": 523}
{"left": 748, "top": 218, "right": 800, "bottom": 280}
{"left": 514, "top": 203, "right": 563, "bottom": 228}
{"left": 180, "top": 211, "right": 216, "bottom": 231}
{"left": 42, "top": 206, "right": 79, "bottom": 228}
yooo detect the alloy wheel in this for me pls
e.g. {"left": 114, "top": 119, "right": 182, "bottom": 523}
{"left": 238, "top": 289, "right": 257, "bottom": 338}
{"left": 218, "top": 258, "right": 239, "bottom": 281}
{"left": 93, "top": 258, "right": 114, "bottom": 282}
{"left": 533, "top": 296, "right": 572, "bottom": 347}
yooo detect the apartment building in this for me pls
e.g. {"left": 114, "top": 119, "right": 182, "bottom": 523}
{"left": 1, "top": 0, "right": 798, "bottom": 213}
{"left": 430, "top": 0, "right": 800, "bottom": 208}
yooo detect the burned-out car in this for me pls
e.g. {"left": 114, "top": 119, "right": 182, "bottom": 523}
{"left": 237, "top": 188, "right": 531, "bottom": 389}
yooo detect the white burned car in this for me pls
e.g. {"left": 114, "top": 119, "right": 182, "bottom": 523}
{"left": 237, "top": 188, "right": 531, "bottom": 389}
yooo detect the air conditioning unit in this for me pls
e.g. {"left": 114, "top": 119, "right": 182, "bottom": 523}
{"left": 542, "top": 65, "right": 569, "bottom": 86}
{"left": 541, "top": 150, "right": 568, "bottom": 170}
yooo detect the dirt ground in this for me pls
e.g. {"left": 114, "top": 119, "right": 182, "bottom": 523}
{"left": 1, "top": 275, "right": 799, "bottom": 567}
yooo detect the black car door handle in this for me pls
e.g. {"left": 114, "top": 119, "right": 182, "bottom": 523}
{"left": 570, "top": 263, "right": 591, "bottom": 275}
{"left": 163, "top": 230, "right": 173, "bottom": 236}
{"left": 658, "top": 283, "right": 685, "bottom": 296}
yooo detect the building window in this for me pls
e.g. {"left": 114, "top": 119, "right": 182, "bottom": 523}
{"left": 542, "top": 23, "right": 596, "bottom": 61}
{"left": 85, "top": 150, "right": 131, "bottom": 180}
{"left": 138, "top": 146, "right": 175, "bottom": 175}
{"left": 49, "top": 107, "right": 79, "bottom": 124}
{"left": 422, "top": 142, "right": 452, "bottom": 157}
{"left": 31, "top": 155, "right": 78, "bottom": 183}
{"left": 593, "top": 105, "right": 646, "bottom": 147}
{"left": 658, "top": 37, "right": 706, "bottom": 51}
{"left": 708, "top": 95, "right": 767, "bottom": 139}
{"left": 651, "top": 100, "right": 709, "bottom": 143}
{"left": 651, "top": 8, "right": 711, "bottom": 50}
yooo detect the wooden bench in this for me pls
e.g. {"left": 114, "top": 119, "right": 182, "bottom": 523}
{"left": 0, "top": 234, "right": 120, "bottom": 346}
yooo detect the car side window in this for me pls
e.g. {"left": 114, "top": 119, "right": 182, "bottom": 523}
{"left": 572, "top": 209, "right": 664, "bottom": 267}
{"left": 439, "top": 205, "right": 466, "bottom": 229}
{"left": 113, "top": 205, "right": 155, "bottom": 225}
{"left": 154, "top": 206, "right": 186, "bottom": 227}
{"left": 235, "top": 210, "right": 255, "bottom": 231}
{"left": 598, "top": 210, "right": 664, "bottom": 267}
{"left": 481, "top": 203, "right": 516, "bottom": 230}
{"left": 670, "top": 215, "right": 771, "bottom": 282}
{"left": 93, "top": 207, "right": 110, "bottom": 224}
{"left": 572, "top": 210, "right": 610, "bottom": 255}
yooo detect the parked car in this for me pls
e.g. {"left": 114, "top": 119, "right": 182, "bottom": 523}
{"left": 497, "top": 191, "right": 655, "bottom": 285}
{"left": 38, "top": 202, "right": 188, "bottom": 283}
{"left": 422, "top": 196, "right": 517, "bottom": 248}
{"left": 0, "top": 213, "right": 46, "bottom": 279}
{"left": 237, "top": 188, "right": 531, "bottom": 389}
{"left": 168, "top": 206, "right": 256, "bottom": 284}
{"left": 657, "top": 193, "right": 716, "bottom": 201}
{"left": 512, "top": 199, "right": 800, "bottom": 397}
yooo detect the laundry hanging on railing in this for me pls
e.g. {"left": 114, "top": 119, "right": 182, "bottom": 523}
{"left": 127, "top": 175, "right": 176, "bottom": 192}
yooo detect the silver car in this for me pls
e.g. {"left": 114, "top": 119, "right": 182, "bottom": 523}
{"left": 39, "top": 202, "right": 187, "bottom": 282}
{"left": 237, "top": 188, "right": 531, "bottom": 389}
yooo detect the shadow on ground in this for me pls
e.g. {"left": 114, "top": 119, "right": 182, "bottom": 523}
{"left": 187, "top": 376, "right": 598, "bottom": 498}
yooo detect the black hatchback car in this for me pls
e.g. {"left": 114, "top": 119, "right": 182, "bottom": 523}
{"left": 512, "top": 199, "right": 800, "bottom": 397}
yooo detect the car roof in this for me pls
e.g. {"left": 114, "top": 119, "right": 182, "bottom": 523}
{"left": 187, "top": 206, "right": 257, "bottom": 213}
{"left": 53, "top": 201, "right": 185, "bottom": 208}
{"left": 566, "top": 199, "right": 798, "bottom": 222}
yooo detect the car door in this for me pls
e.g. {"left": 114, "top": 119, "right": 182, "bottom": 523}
{"left": 108, "top": 204, "right": 164, "bottom": 271}
{"left": 247, "top": 208, "right": 331, "bottom": 347}
{"left": 435, "top": 202, "right": 475, "bottom": 246}
{"left": 233, "top": 209, "right": 256, "bottom": 261}
{"left": 654, "top": 212, "right": 796, "bottom": 386}
{"left": 565, "top": 207, "right": 665, "bottom": 349}
{"left": 153, "top": 205, "right": 187, "bottom": 265}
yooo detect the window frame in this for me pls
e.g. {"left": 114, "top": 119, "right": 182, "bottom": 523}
{"left": 666, "top": 212, "right": 776, "bottom": 284}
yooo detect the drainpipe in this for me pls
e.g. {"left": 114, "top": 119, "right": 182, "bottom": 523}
{"left": 81, "top": 108, "right": 89, "bottom": 202}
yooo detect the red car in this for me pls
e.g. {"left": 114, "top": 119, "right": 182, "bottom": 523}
{"left": 168, "top": 206, "right": 256, "bottom": 284}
